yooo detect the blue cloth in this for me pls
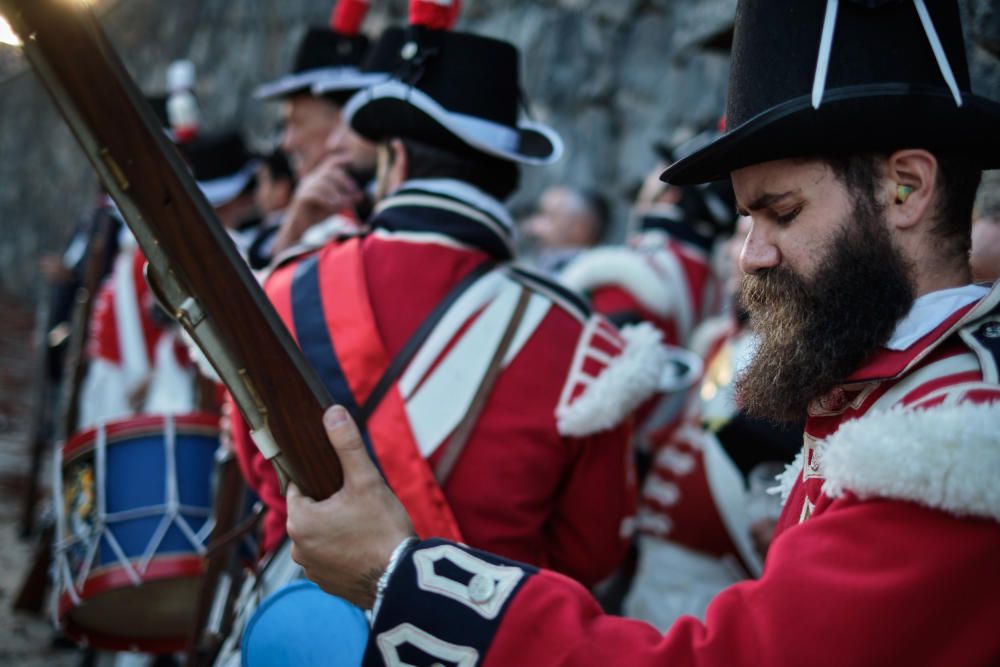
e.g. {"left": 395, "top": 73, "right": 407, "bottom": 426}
{"left": 242, "top": 580, "right": 369, "bottom": 667}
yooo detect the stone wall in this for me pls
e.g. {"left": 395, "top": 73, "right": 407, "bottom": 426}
{"left": 0, "top": 0, "right": 997, "bottom": 300}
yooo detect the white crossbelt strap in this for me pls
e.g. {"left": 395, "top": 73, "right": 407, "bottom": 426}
{"left": 112, "top": 251, "right": 150, "bottom": 391}
{"left": 404, "top": 278, "right": 543, "bottom": 458}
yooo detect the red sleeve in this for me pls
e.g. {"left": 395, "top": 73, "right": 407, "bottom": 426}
{"left": 488, "top": 497, "right": 1000, "bottom": 666}
{"left": 228, "top": 393, "right": 286, "bottom": 555}
{"left": 542, "top": 423, "right": 636, "bottom": 587}
{"left": 368, "top": 498, "right": 1000, "bottom": 667}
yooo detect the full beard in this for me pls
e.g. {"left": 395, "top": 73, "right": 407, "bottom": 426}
{"left": 735, "top": 197, "right": 915, "bottom": 422}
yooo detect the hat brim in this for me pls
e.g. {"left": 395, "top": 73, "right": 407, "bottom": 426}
{"left": 312, "top": 71, "right": 392, "bottom": 97}
{"left": 198, "top": 160, "right": 259, "bottom": 207}
{"left": 254, "top": 66, "right": 371, "bottom": 101}
{"left": 343, "top": 80, "right": 563, "bottom": 165}
{"left": 662, "top": 84, "right": 1000, "bottom": 185}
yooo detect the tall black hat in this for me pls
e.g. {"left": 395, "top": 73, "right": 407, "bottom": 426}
{"left": 254, "top": 0, "right": 373, "bottom": 102}
{"left": 184, "top": 132, "right": 259, "bottom": 207}
{"left": 663, "top": 0, "right": 1000, "bottom": 185}
{"left": 342, "top": 26, "right": 562, "bottom": 165}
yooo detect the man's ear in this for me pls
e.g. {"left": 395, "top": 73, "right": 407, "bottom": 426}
{"left": 374, "top": 139, "right": 409, "bottom": 202}
{"left": 388, "top": 138, "right": 408, "bottom": 185}
{"left": 884, "top": 149, "right": 938, "bottom": 231}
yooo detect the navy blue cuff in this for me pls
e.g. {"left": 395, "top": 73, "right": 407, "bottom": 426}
{"left": 363, "top": 539, "right": 537, "bottom": 666}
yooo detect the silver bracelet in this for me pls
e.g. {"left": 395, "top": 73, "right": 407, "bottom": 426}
{"left": 371, "top": 536, "right": 419, "bottom": 622}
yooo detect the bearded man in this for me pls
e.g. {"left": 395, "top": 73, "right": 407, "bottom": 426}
{"left": 282, "top": 1, "right": 1000, "bottom": 665}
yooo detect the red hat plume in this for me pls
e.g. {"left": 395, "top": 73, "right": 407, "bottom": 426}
{"left": 330, "top": 0, "right": 369, "bottom": 36}
{"left": 409, "top": 0, "right": 461, "bottom": 30}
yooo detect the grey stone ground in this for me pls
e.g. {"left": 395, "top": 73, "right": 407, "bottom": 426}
{"left": 0, "top": 292, "right": 77, "bottom": 667}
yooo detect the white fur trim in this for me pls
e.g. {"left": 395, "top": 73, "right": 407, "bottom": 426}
{"left": 819, "top": 402, "right": 1000, "bottom": 521}
{"left": 776, "top": 451, "right": 805, "bottom": 505}
{"left": 560, "top": 248, "right": 676, "bottom": 318}
{"left": 556, "top": 322, "right": 671, "bottom": 437}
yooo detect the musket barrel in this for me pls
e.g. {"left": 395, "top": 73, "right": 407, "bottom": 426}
{"left": 0, "top": 0, "right": 343, "bottom": 499}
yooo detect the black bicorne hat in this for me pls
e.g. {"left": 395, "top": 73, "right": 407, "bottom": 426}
{"left": 653, "top": 125, "right": 738, "bottom": 234}
{"left": 254, "top": 28, "right": 372, "bottom": 101}
{"left": 146, "top": 95, "right": 171, "bottom": 130}
{"left": 184, "top": 132, "right": 260, "bottom": 207}
{"left": 342, "top": 26, "right": 563, "bottom": 165}
{"left": 662, "top": 0, "right": 1000, "bottom": 184}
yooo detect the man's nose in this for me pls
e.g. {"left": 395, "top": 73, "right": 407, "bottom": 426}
{"left": 739, "top": 223, "right": 780, "bottom": 274}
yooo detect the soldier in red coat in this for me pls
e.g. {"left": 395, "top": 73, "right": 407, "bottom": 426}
{"left": 232, "top": 10, "right": 670, "bottom": 587}
{"left": 286, "top": 1, "right": 1000, "bottom": 665}
{"left": 560, "top": 131, "right": 735, "bottom": 349}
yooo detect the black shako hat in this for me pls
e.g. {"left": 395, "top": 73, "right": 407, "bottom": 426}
{"left": 254, "top": 28, "right": 371, "bottom": 101}
{"left": 342, "top": 27, "right": 563, "bottom": 165}
{"left": 184, "top": 132, "right": 259, "bottom": 207}
{"left": 662, "top": 0, "right": 1000, "bottom": 185}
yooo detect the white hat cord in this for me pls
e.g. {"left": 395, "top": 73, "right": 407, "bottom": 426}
{"left": 811, "top": 0, "right": 964, "bottom": 110}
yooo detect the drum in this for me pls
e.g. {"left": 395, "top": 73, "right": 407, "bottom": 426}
{"left": 54, "top": 413, "right": 219, "bottom": 652}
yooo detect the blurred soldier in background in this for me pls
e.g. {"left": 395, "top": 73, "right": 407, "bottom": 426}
{"left": 561, "top": 127, "right": 734, "bottom": 349}
{"left": 247, "top": 148, "right": 296, "bottom": 270}
{"left": 186, "top": 130, "right": 262, "bottom": 257}
{"left": 38, "top": 186, "right": 122, "bottom": 384}
{"left": 521, "top": 185, "right": 609, "bottom": 275}
{"left": 256, "top": 0, "right": 379, "bottom": 257}
{"left": 970, "top": 170, "right": 1000, "bottom": 283}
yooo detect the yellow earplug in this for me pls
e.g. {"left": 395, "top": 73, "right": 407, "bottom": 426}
{"left": 896, "top": 184, "right": 913, "bottom": 204}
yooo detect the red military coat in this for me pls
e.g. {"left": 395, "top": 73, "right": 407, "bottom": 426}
{"left": 364, "top": 282, "right": 1000, "bottom": 666}
{"left": 233, "top": 180, "right": 668, "bottom": 585}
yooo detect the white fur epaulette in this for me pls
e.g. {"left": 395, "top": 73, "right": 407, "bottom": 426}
{"left": 556, "top": 321, "right": 673, "bottom": 437}
{"left": 561, "top": 247, "right": 677, "bottom": 318}
{"left": 778, "top": 401, "right": 1000, "bottom": 523}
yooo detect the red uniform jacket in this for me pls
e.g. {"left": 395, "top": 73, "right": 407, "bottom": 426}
{"left": 365, "top": 283, "right": 1000, "bottom": 666}
{"left": 232, "top": 180, "right": 668, "bottom": 585}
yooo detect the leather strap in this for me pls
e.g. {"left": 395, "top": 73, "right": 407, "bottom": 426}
{"left": 357, "top": 259, "right": 495, "bottom": 427}
{"left": 434, "top": 285, "right": 532, "bottom": 483}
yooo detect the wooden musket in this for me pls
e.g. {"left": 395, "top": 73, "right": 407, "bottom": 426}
{"left": 0, "top": 0, "right": 343, "bottom": 499}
